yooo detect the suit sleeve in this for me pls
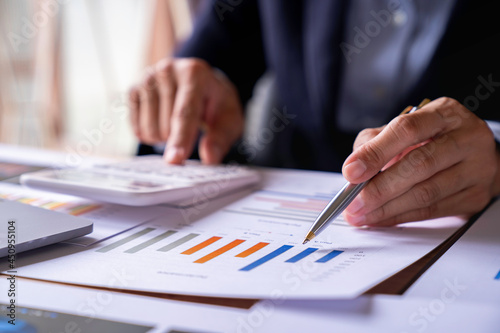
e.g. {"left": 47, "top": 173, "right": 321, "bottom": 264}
{"left": 175, "top": 0, "right": 266, "bottom": 105}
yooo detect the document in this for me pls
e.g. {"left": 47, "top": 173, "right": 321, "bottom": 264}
{"left": 252, "top": 295, "right": 500, "bottom": 333}
{"left": 1, "top": 169, "right": 465, "bottom": 299}
{"left": 405, "top": 199, "right": 500, "bottom": 305}
{"left": 0, "top": 279, "right": 246, "bottom": 333}
{"left": 0, "top": 182, "right": 171, "bottom": 246}
{"left": 2, "top": 279, "right": 498, "bottom": 333}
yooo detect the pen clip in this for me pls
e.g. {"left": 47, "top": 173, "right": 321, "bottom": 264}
{"left": 417, "top": 98, "right": 431, "bottom": 109}
{"left": 400, "top": 98, "right": 431, "bottom": 115}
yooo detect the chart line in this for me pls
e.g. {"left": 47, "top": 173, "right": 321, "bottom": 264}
{"left": 195, "top": 239, "right": 245, "bottom": 263}
{"left": 240, "top": 245, "right": 293, "bottom": 271}
{"left": 97, "top": 228, "right": 155, "bottom": 253}
{"left": 285, "top": 248, "right": 319, "bottom": 263}
{"left": 316, "top": 250, "right": 344, "bottom": 263}
{"left": 235, "top": 242, "right": 269, "bottom": 258}
{"left": 182, "top": 236, "right": 222, "bottom": 255}
{"left": 242, "top": 207, "right": 317, "bottom": 219}
{"left": 125, "top": 230, "right": 177, "bottom": 254}
{"left": 157, "top": 233, "right": 199, "bottom": 252}
{"left": 223, "top": 209, "right": 314, "bottom": 222}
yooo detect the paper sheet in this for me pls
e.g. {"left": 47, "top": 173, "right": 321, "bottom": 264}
{"left": 253, "top": 295, "right": 500, "bottom": 333}
{"left": 405, "top": 199, "right": 500, "bottom": 305}
{"left": 2, "top": 280, "right": 498, "bottom": 333}
{"left": 1, "top": 169, "right": 465, "bottom": 299}
{"left": 0, "top": 182, "right": 171, "bottom": 246}
{"left": 0, "top": 279, "right": 245, "bottom": 333}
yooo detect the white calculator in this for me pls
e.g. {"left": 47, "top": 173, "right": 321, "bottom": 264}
{"left": 20, "top": 156, "right": 260, "bottom": 206}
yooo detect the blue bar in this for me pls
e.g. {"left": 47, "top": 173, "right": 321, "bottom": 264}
{"left": 285, "top": 248, "right": 319, "bottom": 263}
{"left": 495, "top": 270, "right": 500, "bottom": 280}
{"left": 316, "top": 250, "right": 344, "bottom": 263}
{"left": 240, "top": 245, "right": 293, "bottom": 271}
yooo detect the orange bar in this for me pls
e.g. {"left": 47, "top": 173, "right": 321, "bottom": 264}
{"left": 69, "top": 204, "right": 101, "bottom": 216}
{"left": 235, "top": 242, "right": 269, "bottom": 258}
{"left": 18, "top": 197, "right": 37, "bottom": 204}
{"left": 43, "top": 202, "right": 68, "bottom": 210}
{"left": 194, "top": 239, "right": 245, "bottom": 264}
{"left": 181, "top": 236, "right": 222, "bottom": 255}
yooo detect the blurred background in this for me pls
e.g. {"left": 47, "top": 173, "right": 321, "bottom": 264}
{"left": 0, "top": 0, "right": 200, "bottom": 158}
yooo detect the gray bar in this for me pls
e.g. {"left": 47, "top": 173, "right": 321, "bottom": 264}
{"left": 125, "top": 230, "right": 177, "bottom": 254}
{"left": 97, "top": 228, "right": 155, "bottom": 253}
{"left": 157, "top": 233, "right": 199, "bottom": 252}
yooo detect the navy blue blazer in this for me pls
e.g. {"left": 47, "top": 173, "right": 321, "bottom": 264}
{"left": 168, "top": 0, "right": 500, "bottom": 172}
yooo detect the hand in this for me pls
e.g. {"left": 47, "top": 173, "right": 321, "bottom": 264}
{"left": 342, "top": 97, "right": 500, "bottom": 226}
{"left": 129, "top": 58, "right": 244, "bottom": 164}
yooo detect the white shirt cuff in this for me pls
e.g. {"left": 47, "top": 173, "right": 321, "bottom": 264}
{"left": 486, "top": 120, "right": 500, "bottom": 143}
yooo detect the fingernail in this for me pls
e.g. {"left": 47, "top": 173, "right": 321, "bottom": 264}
{"left": 344, "top": 160, "right": 367, "bottom": 181}
{"left": 346, "top": 197, "right": 364, "bottom": 215}
{"left": 345, "top": 212, "right": 366, "bottom": 226}
{"left": 165, "top": 147, "right": 185, "bottom": 163}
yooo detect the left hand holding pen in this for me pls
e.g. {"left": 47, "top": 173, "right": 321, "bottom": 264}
{"left": 342, "top": 97, "right": 500, "bottom": 226}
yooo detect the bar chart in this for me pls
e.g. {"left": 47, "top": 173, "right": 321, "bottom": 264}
{"left": 7, "top": 170, "right": 466, "bottom": 299}
{"left": 223, "top": 190, "right": 349, "bottom": 226}
{"left": 0, "top": 187, "right": 101, "bottom": 216}
{"left": 93, "top": 226, "right": 347, "bottom": 272}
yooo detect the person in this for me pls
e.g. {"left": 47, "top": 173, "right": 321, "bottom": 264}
{"left": 129, "top": 0, "right": 500, "bottom": 227}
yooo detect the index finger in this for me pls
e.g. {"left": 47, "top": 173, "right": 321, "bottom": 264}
{"left": 128, "top": 87, "right": 141, "bottom": 137}
{"left": 342, "top": 98, "right": 463, "bottom": 183}
{"left": 164, "top": 83, "right": 204, "bottom": 164}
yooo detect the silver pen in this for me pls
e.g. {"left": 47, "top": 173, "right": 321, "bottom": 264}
{"left": 302, "top": 99, "right": 431, "bottom": 244}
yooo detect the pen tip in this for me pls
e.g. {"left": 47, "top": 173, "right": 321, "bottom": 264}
{"left": 303, "top": 232, "right": 315, "bottom": 244}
